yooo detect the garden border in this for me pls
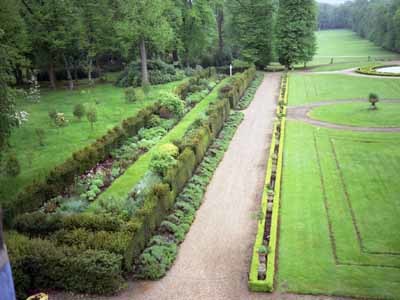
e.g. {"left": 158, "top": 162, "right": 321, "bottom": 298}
{"left": 248, "top": 73, "right": 287, "bottom": 292}
{"left": 356, "top": 65, "right": 400, "bottom": 77}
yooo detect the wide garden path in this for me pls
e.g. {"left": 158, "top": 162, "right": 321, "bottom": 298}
{"left": 287, "top": 99, "right": 400, "bottom": 132}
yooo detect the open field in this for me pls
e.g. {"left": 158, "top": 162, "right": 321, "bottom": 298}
{"left": 288, "top": 73, "right": 400, "bottom": 105}
{"left": 309, "top": 102, "right": 400, "bottom": 127}
{"left": 0, "top": 80, "right": 183, "bottom": 204}
{"left": 310, "top": 30, "right": 399, "bottom": 69}
{"left": 277, "top": 120, "right": 400, "bottom": 299}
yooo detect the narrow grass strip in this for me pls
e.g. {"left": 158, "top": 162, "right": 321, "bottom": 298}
{"left": 136, "top": 112, "right": 244, "bottom": 279}
{"left": 88, "top": 77, "right": 231, "bottom": 210}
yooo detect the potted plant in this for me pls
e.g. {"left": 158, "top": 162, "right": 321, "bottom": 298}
{"left": 368, "top": 93, "right": 379, "bottom": 110}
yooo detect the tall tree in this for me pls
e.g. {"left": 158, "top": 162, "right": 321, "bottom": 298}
{"left": 0, "top": 0, "right": 28, "bottom": 155}
{"left": 180, "top": 0, "right": 217, "bottom": 66}
{"left": 77, "top": 0, "right": 114, "bottom": 82}
{"left": 276, "top": 0, "right": 317, "bottom": 68}
{"left": 227, "top": 0, "right": 274, "bottom": 68}
{"left": 117, "top": 0, "right": 173, "bottom": 85}
{"left": 22, "top": 0, "right": 81, "bottom": 89}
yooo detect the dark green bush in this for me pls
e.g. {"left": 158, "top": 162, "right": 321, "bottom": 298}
{"left": 73, "top": 103, "right": 86, "bottom": 120}
{"left": 4, "top": 153, "right": 20, "bottom": 177}
{"left": 125, "top": 87, "right": 145, "bottom": 103}
{"left": 6, "top": 232, "right": 124, "bottom": 298}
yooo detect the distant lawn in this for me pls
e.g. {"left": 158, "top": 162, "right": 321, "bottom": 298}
{"left": 0, "top": 80, "right": 184, "bottom": 204}
{"left": 288, "top": 73, "right": 400, "bottom": 105}
{"left": 311, "top": 61, "right": 380, "bottom": 72}
{"left": 278, "top": 120, "right": 400, "bottom": 299}
{"left": 309, "top": 102, "right": 400, "bottom": 127}
{"left": 310, "top": 30, "right": 399, "bottom": 67}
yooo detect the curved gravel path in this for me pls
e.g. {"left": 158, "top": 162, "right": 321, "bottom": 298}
{"left": 287, "top": 99, "right": 400, "bottom": 132}
{"left": 308, "top": 60, "right": 400, "bottom": 78}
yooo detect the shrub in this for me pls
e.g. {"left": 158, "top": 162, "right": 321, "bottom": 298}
{"left": 35, "top": 128, "right": 45, "bottom": 146}
{"left": 125, "top": 87, "right": 145, "bottom": 103}
{"left": 4, "top": 153, "right": 20, "bottom": 177}
{"left": 159, "top": 92, "right": 185, "bottom": 119}
{"left": 86, "top": 105, "right": 98, "bottom": 129}
{"left": 369, "top": 93, "right": 379, "bottom": 109}
{"left": 73, "top": 103, "right": 86, "bottom": 120}
{"left": 48, "top": 108, "right": 57, "bottom": 122}
{"left": 6, "top": 232, "right": 124, "bottom": 298}
{"left": 137, "top": 239, "right": 177, "bottom": 279}
{"left": 150, "top": 151, "right": 178, "bottom": 176}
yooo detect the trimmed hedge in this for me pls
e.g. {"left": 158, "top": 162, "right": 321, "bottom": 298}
{"left": 136, "top": 112, "right": 244, "bottom": 279}
{"left": 219, "top": 67, "right": 256, "bottom": 108}
{"left": 356, "top": 65, "right": 400, "bottom": 77}
{"left": 248, "top": 73, "right": 288, "bottom": 292}
{"left": 237, "top": 72, "right": 264, "bottom": 110}
{"left": 4, "top": 103, "right": 159, "bottom": 225}
{"left": 6, "top": 232, "right": 124, "bottom": 299}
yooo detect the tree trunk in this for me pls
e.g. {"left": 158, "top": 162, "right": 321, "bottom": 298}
{"left": 140, "top": 38, "right": 149, "bottom": 86}
{"left": 48, "top": 59, "right": 57, "bottom": 90}
{"left": 73, "top": 60, "right": 79, "bottom": 80}
{"left": 217, "top": 8, "right": 224, "bottom": 53}
{"left": 14, "top": 65, "right": 24, "bottom": 86}
{"left": 62, "top": 54, "right": 74, "bottom": 90}
{"left": 88, "top": 57, "right": 93, "bottom": 82}
{"left": 172, "top": 49, "right": 179, "bottom": 63}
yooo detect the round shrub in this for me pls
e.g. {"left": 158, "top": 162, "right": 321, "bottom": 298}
{"left": 158, "top": 143, "right": 179, "bottom": 157}
{"left": 4, "top": 153, "right": 20, "bottom": 177}
{"left": 125, "top": 87, "right": 145, "bottom": 103}
{"left": 73, "top": 103, "right": 86, "bottom": 120}
{"left": 159, "top": 92, "right": 185, "bottom": 119}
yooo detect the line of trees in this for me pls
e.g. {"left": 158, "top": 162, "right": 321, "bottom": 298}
{"left": 0, "top": 0, "right": 317, "bottom": 158}
{"left": 317, "top": 0, "right": 400, "bottom": 53}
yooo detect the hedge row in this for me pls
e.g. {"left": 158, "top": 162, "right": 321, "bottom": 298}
{"left": 8, "top": 68, "right": 256, "bottom": 298}
{"left": 219, "top": 67, "right": 256, "bottom": 108}
{"left": 6, "top": 232, "right": 124, "bottom": 300}
{"left": 4, "top": 103, "right": 160, "bottom": 225}
{"left": 237, "top": 72, "right": 264, "bottom": 110}
{"left": 248, "top": 73, "right": 288, "bottom": 292}
{"left": 136, "top": 112, "right": 244, "bottom": 279}
{"left": 175, "top": 67, "right": 217, "bottom": 100}
{"left": 356, "top": 65, "right": 400, "bottom": 77}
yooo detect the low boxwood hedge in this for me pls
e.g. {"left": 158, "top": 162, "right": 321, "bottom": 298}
{"left": 356, "top": 65, "right": 400, "bottom": 77}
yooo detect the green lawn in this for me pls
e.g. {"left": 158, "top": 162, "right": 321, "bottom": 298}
{"left": 288, "top": 73, "right": 400, "bottom": 105}
{"left": 310, "top": 30, "right": 399, "bottom": 67}
{"left": 278, "top": 120, "right": 400, "bottom": 299}
{"left": 0, "top": 80, "right": 184, "bottom": 204}
{"left": 88, "top": 77, "right": 231, "bottom": 211}
{"left": 309, "top": 102, "right": 400, "bottom": 127}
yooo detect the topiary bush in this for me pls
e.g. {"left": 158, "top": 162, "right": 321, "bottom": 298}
{"left": 159, "top": 92, "right": 185, "bottom": 119}
{"left": 125, "top": 87, "right": 145, "bottom": 103}
{"left": 73, "top": 103, "right": 86, "bottom": 120}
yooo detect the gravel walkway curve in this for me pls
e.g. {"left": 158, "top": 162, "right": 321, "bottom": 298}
{"left": 287, "top": 99, "right": 400, "bottom": 132}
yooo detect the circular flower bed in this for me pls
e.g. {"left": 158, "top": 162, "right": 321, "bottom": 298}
{"left": 356, "top": 65, "right": 400, "bottom": 77}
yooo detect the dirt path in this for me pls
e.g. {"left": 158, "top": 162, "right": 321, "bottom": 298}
{"left": 53, "top": 74, "right": 356, "bottom": 300}
{"left": 287, "top": 99, "right": 400, "bottom": 132}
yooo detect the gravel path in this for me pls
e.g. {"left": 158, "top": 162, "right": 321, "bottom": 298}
{"left": 287, "top": 99, "right": 400, "bottom": 132}
{"left": 52, "top": 74, "right": 357, "bottom": 300}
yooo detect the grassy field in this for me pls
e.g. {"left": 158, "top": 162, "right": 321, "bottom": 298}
{"left": 310, "top": 30, "right": 399, "bottom": 69}
{"left": 288, "top": 73, "right": 400, "bottom": 105}
{"left": 309, "top": 102, "right": 400, "bottom": 127}
{"left": 0, "top": 80, "right": 183, "bottom": 204}
{"left": 277, "top": 120, "right": 400, "bottom": 299}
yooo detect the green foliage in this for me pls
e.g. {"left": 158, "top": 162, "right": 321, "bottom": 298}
{"left": 237, "top": 72, "right": 264, "bottom": 110}
{"left": 73, "top": 103, "right": 86, "bottom": 120}
{"left": 86, "top": 105, "right": 98, "bottom": 129}
{"left": 4, "top": 153, "right": 20, "bottom": 177}
{"left": 227, "top": 0, "right": 274, "bottom": 68}
{"left": 276, "top": 0, "right": 317, "bottom": 67}
{"left": 159, "top": 92, "right": 185, "bottom": 118}
{"left": 35, "top": 128, "right": 45, "bottom": 146}
{"left": 6, "top": 232, "right": 124, "bottom": 298}
{"left": 150, "top": 151, "right": 178, "bottom": 176}
{"left": 125, "top": 87, "right": 145, "bottom": 103}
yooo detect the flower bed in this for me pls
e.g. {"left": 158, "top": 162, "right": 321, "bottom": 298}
{"left": 356, "top": 65, "right": 400, "bottom": 77}
{"left": 8, "top": 68, "right": 256, "bottom": 299}
{"left": 248, "top": 73, "right": 288, "bottom": 292}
